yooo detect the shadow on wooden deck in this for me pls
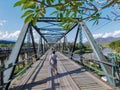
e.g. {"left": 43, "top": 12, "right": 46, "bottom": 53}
{"left": 11, "top": 65, "right": 86, "bottom": 90}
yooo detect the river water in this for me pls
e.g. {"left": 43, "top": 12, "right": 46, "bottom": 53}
{"left": 72, "top": 48, "right": 115, "bottom": 60}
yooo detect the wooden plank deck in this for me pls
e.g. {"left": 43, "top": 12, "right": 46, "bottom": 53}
{"left": 10, "top": 50, "right": 113, "bottom": 90}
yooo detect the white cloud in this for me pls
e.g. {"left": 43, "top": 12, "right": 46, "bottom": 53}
{"left": 112, "top": 30, "right": 120, "bottom": 37}
{"left": 0, "top": 30, "right": 20, "bottom": 40}
{"left": 93, "top": 33, "right": 103, "bottom": 38}
{"left": 8, "top": 31, "right": 20, "bottom": 38}
{"left": 0, "top": 19, "right": 7, "bottom": 26}
{"left": 1, "top": 29, "right": 120, "bottom": 42}
{"left": 102, "top": 32, "right": 112, "bottom": 38}
{"left": 83, "top": 30, "right": 120, "bottom": 42}
{"left": 93, "top": 30, "right": 120, "bottom": 39}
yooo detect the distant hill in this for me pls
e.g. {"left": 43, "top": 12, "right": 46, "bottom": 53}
{"left": 0, "top": 40, "right": 15, "bottom": 44}
{"left": 85, "top": 37, "right": 120, "bottom": 44}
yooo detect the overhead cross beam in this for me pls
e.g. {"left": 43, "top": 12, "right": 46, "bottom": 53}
{"left": 56, "top": 23, "right": 78, "bottom": 42}
{"left": 38, "top": 17, "right": 79, "bottom": 22}
{"left": 36, "top": 17, "right": 79, "bottom": 44}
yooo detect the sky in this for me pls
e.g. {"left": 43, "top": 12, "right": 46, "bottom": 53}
{"left": 0, "top": 1, "right": 120, "bottom": 43}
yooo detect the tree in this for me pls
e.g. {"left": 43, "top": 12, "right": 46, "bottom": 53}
{"left": 109, "top": 40, "right": 120, "bottom": 52}
{"left": 14, "top": 0, "right": 120, "bottom": 28}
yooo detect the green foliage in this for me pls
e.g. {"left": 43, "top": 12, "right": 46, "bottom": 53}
{"left": 90, "top": 13, "right": 101, "bottom": 25}
{"left": 109, "top": 40, "right": 120, "bottom": 53}
{"left": 0, "top": 44, "right": 14, "bottom": 48}
{"left": 73, "top": 43, "right": 93, "bottom": 54}
{"left": 21, "top": 10, "right": 34, "bottom": 18}
{"left": 14, "top": 0, "right": 46, "bottom": 25}
{"left": 74, "top": 50, "right": 80, "bottom": 54}
{"left": 14, "top": 0, "right": 115, "bottom": 28}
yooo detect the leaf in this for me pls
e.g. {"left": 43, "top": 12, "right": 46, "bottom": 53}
{"left": 51, "top": 0, "right": 55, "bottom": 2}
{"left": 66, "top": 10, "right": 71, "bottom": 18}
{"left": 90, "top": 0, "right": 93, "bottom": 2}
{"left": 41, "top": 7, "right": 46, "bottom": 14}
{"left": 22, "top": 1, "right": 35, "bottom": 10}
{"left": 46, "top": 0, "right": 51, "bottom": 5}
{"left": 32, "top": 13, "right": 39, "bottom": 26}
{"left": 60, "top": 13, "right": 63, "bottom": 19}
{"left": 59, "top": 22, "right": 65, "bottom": 27}
{"left": 14, "top": 1, "right": 23, "bottom": 7}
{"left": 21, "top": 10, "right": 34, "bottom": 18}
{"left": 32, "top": 18, "right": 37, "bottom": 26}
{"left": 39, "top": 11, "right": 44, "bottom": 17}
{"left": 50, "top": 11, "right": 58, "bottom": 15}
{"left": 24, "top": 14, "right": 34, "bottom": 24}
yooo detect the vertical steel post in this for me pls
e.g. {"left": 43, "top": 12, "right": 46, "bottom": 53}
{"left": 37, "top": 36, "right": 41, "bottom": 58}
{"left": 71, "top": 25, "right": 80, "bottom": 59}
{"left": 79, "top": 23, "right": 83, "bottom": 64}
{"left": 81, "top": 22, "right": 114, "bottom": 86}
{"left": 63, "top": 36, "right": 66, "bottom": 52}
{"left": 30, "top": 26, "right": 37, "bottom": 59}
{"left": 43, "top": 40, "right": 45, "bottom": 52}
{"left": 64, "top": 36, "right": 67, "bottom": 51}
{"left": 41, "top": 37, "right": 43, "bottom": 54}
{"left": 59, "top": 40, "right": 62, "bottom": 52}
{"left": 27, "top": 28, "right": 31, "bottom": 63}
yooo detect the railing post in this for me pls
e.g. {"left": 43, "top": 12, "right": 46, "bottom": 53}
{"left": 0, "top": 59, "right": 4, "bottom": 90}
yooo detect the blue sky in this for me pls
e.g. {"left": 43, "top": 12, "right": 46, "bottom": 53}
{"left": 0, "top": 1, "right": 120, "bottom": 42}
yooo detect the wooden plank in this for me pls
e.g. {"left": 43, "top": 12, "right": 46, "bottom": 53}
{"left": 10, "top": 51, "right": 113, "bottom": 90}
{"left": 57, "top": 52, "right": 112, "bottom": 90}
{"left": 58, "top": 60, "right": 80, "bottom": 90}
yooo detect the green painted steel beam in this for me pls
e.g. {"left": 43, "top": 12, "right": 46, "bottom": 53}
{"left": 71, "top": 25, "right": 80, "bottom": 58}
{"left": 40, "top": 28, "right": 65, "bottom": 31}
{"left": 30, "top": 26, "right": 37, "bottom": 59}
{"left": 81, "top": 22, "right": 115, "bottom": 86}
{"left": 42, "top": 33, "right": 64, "bottom": 36}
{"left": 37, "top": 17, "right": 79, "bottom": 22}
{"left": 4, "top": 23, "right": 29, "bottom": 89}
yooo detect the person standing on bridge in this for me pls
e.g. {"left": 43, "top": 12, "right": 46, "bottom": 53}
{"left": 49, "top": 50, "right": 59, "bottom": 75}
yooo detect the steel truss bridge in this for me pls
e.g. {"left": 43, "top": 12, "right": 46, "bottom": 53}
{"left": 0, "top": 17, "right": 120, "bottom": 90}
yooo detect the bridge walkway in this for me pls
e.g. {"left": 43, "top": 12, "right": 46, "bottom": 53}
{"left": 10, "top": 50, "right": 112, "bottom": 90}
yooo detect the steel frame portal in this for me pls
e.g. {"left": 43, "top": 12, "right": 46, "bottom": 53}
{"left": 3, "top": 17, "right": 119, "bottom": 89}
